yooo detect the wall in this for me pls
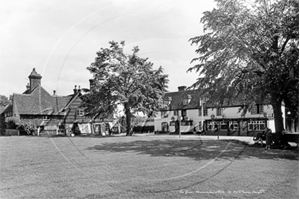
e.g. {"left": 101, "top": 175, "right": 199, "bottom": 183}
{"left": 154, "top": 105, "right": 277, "bottom": 133}
{"left": 64, "top": 96, "right": 86, "bottom": 125}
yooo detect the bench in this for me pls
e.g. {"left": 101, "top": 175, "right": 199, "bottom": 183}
{"left": 253, "top": 132, "right": 299, "bottom": 148}
{"left": 284, "top": 133, "right": 299, "bottom": 146}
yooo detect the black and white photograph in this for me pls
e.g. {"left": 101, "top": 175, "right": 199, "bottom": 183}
{"left": 0, "top": 0, "right": 298, "bottom": 198}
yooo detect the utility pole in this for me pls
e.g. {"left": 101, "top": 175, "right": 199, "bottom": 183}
{"left": 200, "top": 98, "right": 204, "bottom": 132}
{"left": 179, "top": 110, "right": 181, "bottom": 138}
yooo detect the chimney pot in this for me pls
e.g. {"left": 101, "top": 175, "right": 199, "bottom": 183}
{"left": 74, "top": 85, "right": 77, "bottom": 94}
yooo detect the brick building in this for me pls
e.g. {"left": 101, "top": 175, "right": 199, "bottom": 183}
{"left": 2, "top": 68, "right": 111, "bottom": 136}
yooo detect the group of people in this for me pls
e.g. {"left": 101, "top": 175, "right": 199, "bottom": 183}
{"left": 255, "top": 127, "right": 290, "bottom": 149}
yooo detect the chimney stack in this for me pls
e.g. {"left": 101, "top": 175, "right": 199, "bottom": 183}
{"left": 28, "top": 68, "right": 42, "bottom": 91}
{"left": 89, "top": 79, "right": 95, "bottom": 91}
{"left": 178, "top": 86, "right": 186, "bottom": 92}
{"left": 74, "top": 85, "right": 77, "bottom": 94}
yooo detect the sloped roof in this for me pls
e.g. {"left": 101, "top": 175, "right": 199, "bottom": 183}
{"left": 2, "top": 104, "right": 12, "bottom": 114}
{"left": 163, "top": 89, "right": 269, "bottom": 110}
{"left": 61, "top": 92, "right": 81, "bottom": 111}
{"left": 0, "top": 106, "right": 6, "bottom": 114}
{"left": 163, "top": 90, "right": 201, "bottom": 110}
{"left": 13, "top": 85, "right": 72, "bottom": 115}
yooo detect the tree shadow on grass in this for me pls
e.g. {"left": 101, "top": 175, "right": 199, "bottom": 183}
{"left": 85, "top": 138, "right": 299, "bottom": 161}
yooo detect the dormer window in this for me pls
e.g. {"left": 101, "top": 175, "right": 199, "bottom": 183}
{"left": 199, "top": 97, "right": 208, "bottom": 106}
{"left": 183, "top": 95, "right": 192, "bottom": 105}
{"left": 163, "top": 100, "right": 170, "bottom": 105}
{"left": 164, "top": 96, "right": 172, "bottom": 106}
{"left": 43, "top": 115, "right": 50, "bottom": 121}
{"left": 183, "top": 99, "right": 189, "bottom": 105}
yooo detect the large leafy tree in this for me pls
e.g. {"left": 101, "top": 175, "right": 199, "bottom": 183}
{"left": 83, "top": 41, "right": 168, "bottom": 136}
{"left": 0, "top": 95, "right": 9, "bottom": 107}
{"left": 188, "top": 0, "right": 298, "bottom": 137}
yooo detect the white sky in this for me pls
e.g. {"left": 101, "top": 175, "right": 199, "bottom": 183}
{"left": 0, "top": 0, "right": 216, "bottom": 97}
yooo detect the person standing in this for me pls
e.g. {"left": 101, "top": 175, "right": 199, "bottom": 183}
{"left": 265, "top": 127, "right": 272, "bottom": 150}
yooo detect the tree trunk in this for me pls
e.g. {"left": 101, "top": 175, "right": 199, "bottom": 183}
{"left": 291, "top": 119, "right": 295, "bottom": 133}
{"left": 271, "top": 99, "right": 284, "bottom": 143}
{"left": 125, "top": 103, "right": 132, "bottom": 136}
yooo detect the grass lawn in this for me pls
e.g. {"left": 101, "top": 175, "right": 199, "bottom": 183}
{"left": 0, "top": 135, "right": 298, "bottom": 199}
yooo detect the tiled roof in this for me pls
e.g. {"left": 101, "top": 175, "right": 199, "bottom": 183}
{"left": 163, "top": 89, "right": 269, "bottom": 110}
{"left": 13, "top": 85, "right": 72, "bottom": 115}
{"left": 163, "top": 90, "right": 201, "bottom": 110}
{"left": 0, "top": 106, "right": 6, "bottom": 114}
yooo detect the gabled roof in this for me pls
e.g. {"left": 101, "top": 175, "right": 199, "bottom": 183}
{"left": 13, "top": 85, "right": 72, "bottom": 115}
{"left": 0, "top": 106, "right": 6, "bottom": 114}
{"left": 60, "top": 92, "right": 82, "bottom": 112}
{"left": 2, "top": 104, "right": 12, "bottom": 114}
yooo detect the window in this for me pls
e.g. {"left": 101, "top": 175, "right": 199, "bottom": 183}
{"left": 43, "top": 115, "right": 50, "bottom": 121}
{"left": 181, "top": 110, "right": 187, "bottom": 118}
{"left": 163, "top": 100, "right": 170, "bottom": 106}
{"left": 251, "top": 104, "right": 264, "bottom": 115}
{"left": 183, "top": 99, "right": 189, "bottom": 105}
{"left": 220, "top": 121, "right": 228, "bottom": 130}
{"left": 229, "top": 121, "right": 238, "bottom": 130}
{"left": 207, "top": 121, "right": 218, "bottom": 131}
{"left": 258, "top": 105, "right": 264, "bottom": 114}
{"left": 161, "top": 111, "right": 168, "bottom": 118}
{"left": 248, "top": 120, "right": 266, "bottom": 131}
{"left": 5, "top": 111, "right": 13, "bottom": 117}
{"left": 183, "top": 95, "right": 192, "bottom": 105}
{"left": 173, "top": 110, "right": 178, "bottom": 116}
{"left": 161, "top": 122, "right": 169, "bottom": 132}
{"left": 76, "top": 109, "right": 85, "bottom": 117}
{"left": 201, "top": 103, "right": 208, "bottom": 116}
{"left": 198, "top": 107, "right": 202, "bottom": 116}
{"left": 170, "top": 121, "right": 176, "bottom": 126}
{"left": 216, "top": 108, "right": 223, "bottom": 116}
{"left": 203, "top": 108, "right": 208, "bottom": 116}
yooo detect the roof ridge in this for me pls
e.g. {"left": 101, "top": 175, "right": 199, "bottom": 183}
{"left": 13, "top": 93, "right": 32, "bottom": 96}
{"left": 53, "top": 95, "right": 71, "bottom": 98}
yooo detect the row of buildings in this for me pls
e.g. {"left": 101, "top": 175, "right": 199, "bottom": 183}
{"left": 0, "top": 68, "right": 298, "bottom": 136}
{"left": 0, "top": 68, "right": 112, "bottom": 136}
{"left": 155, "top": 86, "right": 278, "bottom": 136}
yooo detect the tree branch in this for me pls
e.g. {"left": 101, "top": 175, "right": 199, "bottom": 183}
{"left": 280, "top": 37, "right": 290, "bottom": 56}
